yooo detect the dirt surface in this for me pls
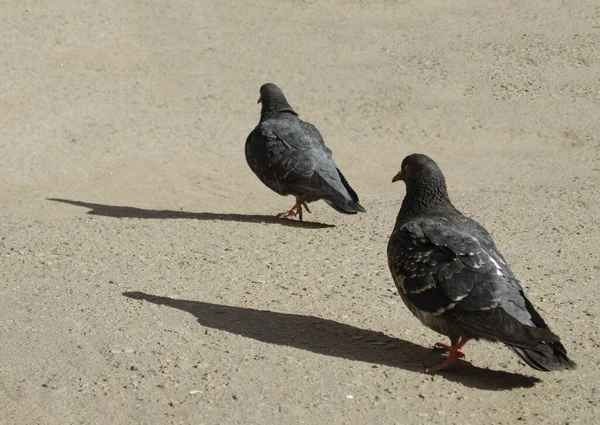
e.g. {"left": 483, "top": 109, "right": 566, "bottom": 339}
{"left": 1, "top": 1, "right": 600, "bottom": 424}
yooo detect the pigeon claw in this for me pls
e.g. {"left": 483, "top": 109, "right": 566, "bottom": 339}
{"left": 432, "top": 342, "right": 466, "bottom": 359}
{"left": 277, "top": 206, "right": 299, "bottom": 220}
{"left": 277, "top": 195, "right": 310, "bottom": 221}
{"left": 426, "top": 338, "right": 469, "bottom": 373}
{"left": 425, "top": 355, "right": 463, "bottom": 373}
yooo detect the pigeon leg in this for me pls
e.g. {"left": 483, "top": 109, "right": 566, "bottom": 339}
{"left": 277, "top": 195, "right": 308, "bottom": 221}
{"left": 426, "top": 337, "right": 467, "bottom": 373}
{"left": 299, "top": 196, "right": 311, "bottom": 221}
{"left": 432, "top": 338, "right": 468, "bottom": 358}
{"left": 302, "top": 201, "right": 311, "bottom": 214}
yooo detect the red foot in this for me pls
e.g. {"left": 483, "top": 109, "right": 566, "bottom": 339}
{"left": 426, "top": 338, "right": 469, "bottom": 373}
{"left": 426, "top": 355, "right": 462, "bottom": 373}
{"left": 277, "top": 195, "right": 310, "bottom": 221}
{"left": 432, "top": 342, "right": 466, "bottom": 358}
{"left": 277, "top": 205, "right": 300, "bottom": 219}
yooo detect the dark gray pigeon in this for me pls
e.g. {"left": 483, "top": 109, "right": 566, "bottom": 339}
{"left": 387, "top": 153, "right": 575, "bottom": 372}
{"left": 245, "top": 83, "right": 366, "bottom": 220}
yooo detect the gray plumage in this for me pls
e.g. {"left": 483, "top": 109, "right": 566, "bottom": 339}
{"left": 245, "top": 83, "right": 365, "bottom": 218}
{"left": 388, "top": 153, "right": 575, "bottom": 371}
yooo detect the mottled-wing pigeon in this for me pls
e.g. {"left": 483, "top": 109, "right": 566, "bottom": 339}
{"left": 387, "top": 153, "right": 575, "bottom": 372}
{"left": 245, "top": 83, "right": 365, "bottom": 220}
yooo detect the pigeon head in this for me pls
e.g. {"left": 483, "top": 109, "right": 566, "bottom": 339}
{"left": 392, "top": 154, "right": 443, "bottom": 184}
{"left": 392, "top": 154, "right": 454, "bottom": 215}
{"left": 257, "top": 83, "right": 297, "bottom": 120}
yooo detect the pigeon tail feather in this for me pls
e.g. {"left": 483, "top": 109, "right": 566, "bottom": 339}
{"left": 337, "top": 168, "right": 360, "bottom": 203}
{"left": 509, "top": 344, "right": 576, "bottom": 371}
{"left": 323, "top": 199, "right": 366, "bottom": 214}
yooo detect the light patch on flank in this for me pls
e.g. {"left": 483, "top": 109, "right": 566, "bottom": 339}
{"left": 395, "top": 275, "right": 406, "bottom": 293}
{"left": 407, "top": 282, "right": 435, "bottom": 294}
{"left": 489, "top": 256, "right": 504, "bottom": 277}
{"left": 433, "top": 302, "right": 457, "bottom": 316}
{"left": 452, "top": 293, "right": 468, "bottom": 301}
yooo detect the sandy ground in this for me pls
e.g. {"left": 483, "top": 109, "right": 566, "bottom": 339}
{"left": 1, "top": 1, "right": 600, "bottom": 424}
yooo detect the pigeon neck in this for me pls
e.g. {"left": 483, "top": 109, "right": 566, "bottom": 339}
{"left": 398, "top": 177, "right": 456, "bottom": 219}
{"left": 260, "top": 99, "right": 297, "bottom": 120}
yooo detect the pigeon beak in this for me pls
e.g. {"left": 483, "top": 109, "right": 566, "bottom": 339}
{"left": 392, "top": 171, "right": 404, "bottom": 183}
{"left": 257, "top": 95, "right": 262, "bottom": 104}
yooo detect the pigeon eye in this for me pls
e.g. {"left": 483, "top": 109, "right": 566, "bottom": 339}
{"left": 404, "top": 164, "right": 410, "bottom": 172}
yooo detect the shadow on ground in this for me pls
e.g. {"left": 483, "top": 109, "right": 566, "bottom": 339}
{"left": 48, "top": 198, "right": 333, "bottom": 228}
{"left": 123, "top": 291, "right": 541, "bottom": 391}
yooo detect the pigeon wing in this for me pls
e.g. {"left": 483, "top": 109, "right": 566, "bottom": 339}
{"left": 245, "top": 121, "right": 317, "bottom": 196}
{"left": 266, "top": 119, "right": 356, "bottom": 202}
{"left": 389, "top": 217, "right": 559, "bottom": 349}
{"left": 388, "top": 218, "right": 493, "bottom": 315}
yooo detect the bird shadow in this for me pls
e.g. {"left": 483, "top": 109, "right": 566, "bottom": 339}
{"left": 123, "top": 291, "right": 541, "bottom": 391}
{"left": 47, "top": 198, "right": 334, "bottom": 229}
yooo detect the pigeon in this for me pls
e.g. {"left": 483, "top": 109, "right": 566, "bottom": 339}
{"left": 245, "top": 83, "right": 366, "bottom": 220}
{"left": 387, "top": 153, "right": 575, "bottom": 372}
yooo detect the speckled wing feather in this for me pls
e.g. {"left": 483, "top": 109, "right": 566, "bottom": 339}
{"left": 388, "top": 215, "right": 559, "bottom": 350}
